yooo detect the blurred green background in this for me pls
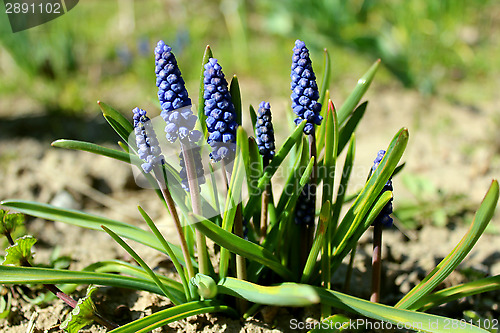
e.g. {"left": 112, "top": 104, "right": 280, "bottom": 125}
{"left": 1, "top": 0, "right": 498, "bottom": 117}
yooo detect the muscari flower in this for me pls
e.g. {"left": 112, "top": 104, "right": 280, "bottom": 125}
{"left": 133, "top": 107, "right": 164, "bottom": 173}
{"left": 290, "top": 40, "right": 323, "bottom": 135}
{"left": 203, "top": 58, "right": 238, "bottom": 162}
{"left": 155, "top": 40, "right": 202, "bottom": 144}
{"left": 255, "top": 101, "right": 276, "bottom": 160}
{"left": 372, "top": 150, "right": 393, "bottom": 227}
{"left": 294, "top": 184, "right": 316, "bottom": 226}
{"left": 179, "top": 145, "right": 206, "bottom": 192}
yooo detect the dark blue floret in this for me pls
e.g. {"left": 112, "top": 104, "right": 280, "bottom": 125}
{"left": 133, "top": 107, "right": 165, "bottom": 173}
{"left": 255, "top": 101, "right": 275, "bottom": 160}
{"left": 155, "top": 40, "right": 202, "bottom": 144}
{"left": 290, "top": 40, "right": 323, "bottom": 135}
{"left": 294, "top": 184, "right": 316, "bottom": 226}
{"left": 371, "top": 150, "right": 393, "bottom": 227}
{"left": 178, "top": 145, "right": 206, "bottom": 192}
{"left": 203, "top": 58, "right": 238, "bottom": 162}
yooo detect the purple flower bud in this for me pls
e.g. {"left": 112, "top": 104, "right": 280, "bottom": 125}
{"left": 255, "top": 101, "right": 275, "bottom": 160}
{"left": 371, "top": 150, "right": 394, "bottom": 227}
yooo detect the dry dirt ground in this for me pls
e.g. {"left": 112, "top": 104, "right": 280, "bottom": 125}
{"left": 0, "top": 85, "right": 499, "bottom": 332}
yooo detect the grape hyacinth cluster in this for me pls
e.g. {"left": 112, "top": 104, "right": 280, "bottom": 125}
{"left": 179, "top": 146, "right": 206, "bottom": 192}
{"left": 155, "top": 40, "right": 202, "bottom": 144}
{"left": 294, "top": 184, "right": 316, "bottom": 225}
{"left": 290, "top": 40, "right": 323, "bottom": 135}
{"left": 372, "top": 150, "right": 393, "bottom": 227}
{"left": 133, "top": 107, "right": 165, "bottom": 173}
{"left": 255, "top": 101, "right": 276, "bottom": 160}
{"left": 203, "top": 58, "right": 238, "bottom": 162}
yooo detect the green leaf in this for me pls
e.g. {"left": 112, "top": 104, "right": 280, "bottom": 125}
{"left": 198, "top": 45, "right": 213, "bottom": 139}
{"left": 314, "top": 287, "right": 487, "bottom": 333}
{"left": 219, "top": 127, "right": 247, "bottom": 278}
{"left": 108, "top": 300, "right": 236, "bottom": 333}
{"left": 51, "top": 139, "right": 142, "bottom": 165}
{"left": 0, "top": 265, "right": 182, "bottom": 296}
{"left": 330, "top": 134, "right": 355, "bottom": 237}
{"left": 332, "top": 128, "right": 408, "bottom": 264}
{"left": 244, "top": 120, "right": 306, "bottom": 221}
{"left": 337, "top": 59, "right": 380, "bottom": 126}
{"left": 218, "top": 277, "right": 320, "bottom": 306}
{"left": 102, "top": 225, "right": 183, "bottom": 304}
{"left": 249, "top": 104, "right": 257, "bottom": 130}
{"left": 230, "top": 75, "right": 242, "bottom": 126}
{"left": 0, "top": 200, "right": 196, "bottom": 268}
{"left": 98, "top": 101, "right": 134, "bottom": 144}
{"left": 0, "top": 211, "right": 24, "bottom": 234}
{"left": 60, "top": 286, "right": 98, "bottom": 333}
{"left": 415, "top": 275, "right": 500, "bottom": 311}
{"left": 396, "top": 180, "right": 499, "bottom": 310}
{"left": 191, "top": 213, "right": 293, "bottom": 280}
{"left": 318, "top": 48, "right": 331, "bottom": 113}
{"left": 321, "top": 101, "right": 338, "bottom": 206}
{"left": 138, "top": 206, "right": 191, "bottom": 301}
{"left": 82, "top": 260, "right": 183, "bottom": 293}
{"left": 2, "top": 235, "right": 36, "bottom": 266}
{"left": 337, "top": 101, "right": 367, "bottom": 154}
{"left": 302, "top": 201, "right": 330, "bottom": 283}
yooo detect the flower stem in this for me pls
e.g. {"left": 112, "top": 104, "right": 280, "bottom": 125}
{"left": 153, "top": 165, "right": 195, "bottom": 280}
{"left": 181, "top": 143, "right": 210, "bottom": 276}
{"left": 259, "top": 157, "right": 270, "bottom": 240}
{"left": 300, "top": 130, "right": 317, "bottom": 269}
{"left": 370, "top": 223, "right": 382, "bottom": 303}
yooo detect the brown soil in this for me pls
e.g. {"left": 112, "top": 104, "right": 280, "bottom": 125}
{"left": 1, "top": 86, "right": 499, "bottom": 332}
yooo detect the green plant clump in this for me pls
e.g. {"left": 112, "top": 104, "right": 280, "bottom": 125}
{"left": 0, "top": 39, "right": 498, "bottom": 333}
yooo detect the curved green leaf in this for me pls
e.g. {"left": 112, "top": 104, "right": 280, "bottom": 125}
{"left": 337, "top": 59, "right": 380, "bottom": 126}
{"left": 109, "top": 300, "right": 236, "bottom": 333}
{"left": 2, "top": 235, "right": 36, "bottom": 266}
{"left": 396, "top": 180, "right": 499, "bottom": 310}
{"left": 415, "top": 275, "right": 500, "bottom": 311}
{"left": 0, "top": 200, "right": 196, "bottom": 268}
{"left": 51, "top": 139, "right": 141, "bottom": 165}
{"left": 60, "top": 286, "right": 98, "bottom": 333}
{"left": 98, "top": 101, "right": 134, "bottom": 144}
{"left": 191, "top": 214, "right": 292, "bottom": 280}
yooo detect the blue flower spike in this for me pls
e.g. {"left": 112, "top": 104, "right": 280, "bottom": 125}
{"left": 294, "top": 184, "right": 316, "bottom": 226}
{"left": 203, "top": 58, "right": 238, "bottom": 162}
{"left": 290, "top": 40, "right": 323, "bottom": 135}
{"left": 133, "top": 107, "right": 165, "bottom": 174}
{"left": 255, "top": 101, "right": 276, "bottom": 160}
{"left": 155, "top": 40, "right": 202, "bottom": 144}
{"left": 372, "top": 150, "right": 393, "bottom": 227}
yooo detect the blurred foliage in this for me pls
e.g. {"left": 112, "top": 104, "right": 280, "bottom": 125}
{"left": 258, "top": 0, "right": 499, "bottom": 94}
{"left": 0, "top": 0, "right": 499, "bottom": 114}
{"left": 393, "top": 174, "right": 474, "bottom": 228}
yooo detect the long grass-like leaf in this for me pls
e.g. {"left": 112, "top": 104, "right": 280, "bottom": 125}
{"left": 332, "top": 128, "right": 408, "bottom": 260}
{"left": 243, "top": 120, "right": 306, "bottom": 221}
{"left": 396, "top": 180, "right": 499, "bottom": 310}
{"left": 0, "top": 200, "right": 196, "bottom": 268}
{"left": 218, "top": 277, "right": 319, "bottom": 306}
{"left": 230, "top": 75, "right": 242, "bottom": 126}
{"left": 337, "top": 101, "right": 367, "bottom": 154}
{"left": 51, "top": 139, "right": 141, "bottom": 165}
{"left": 414, "top": 275, "right": 500, "bottom": 311}
{"left": 101, "top": 225, "right": 183, "bottom": 304}
{"left": 191, "top": 214, "right": 292, "bottom": 280}
{"left": 0, "top": 266, "right": 181, "bottom": 297}
{"left": 98, "top": 101, "right": 134, "bottom": 144}
{"left": 109, "top": 300, "right": 237, "bottom": 333}
{"left": 337, "top": 59, "right": 380, "bottom": 126}
{"left": 302, "top": 201, "right": 330, "bottom": 283}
